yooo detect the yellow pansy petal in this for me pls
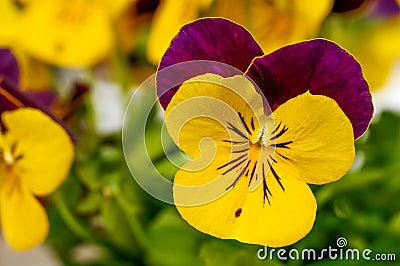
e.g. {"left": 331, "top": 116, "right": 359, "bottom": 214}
{"left": 198, "top": 0, "right": 214, "bottom": 9}
{"left": 165, "top": 74, "right": 266, "bottom": 157}
{"left": 165, "top": 74, "right": 269, "bottom": 204}
{"left": 147, "top": 0, "right": 200, "bottom": 65}
{"left": 174, "top": 155, "right": 316, "bottom": 247}
{"left": 172, "top": 143, "right": 238, "bottom": 205}
{"left": 165, "top": 73, "right": 265, "bottom": 120}
{"left": 0, "top": 135, "right": 4, "bottom": 179}
{"left": 0, "top": 0, "right": 21, "bottom": 45}
{"left": 270, "top": 92, "right": 355, "bottom": 185}
{"left": 17, "top": 0, "right": 113, "bottom": 67}
{"left": 97, "top": 0, "right": 131, "bottom": 18}
{"left": 2, "top": 108, "right": 74, "bottom": 196}
{"left": 0, "top": 172, "right": 48, "bottom": 251}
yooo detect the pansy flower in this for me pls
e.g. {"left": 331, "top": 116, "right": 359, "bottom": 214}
{"left": 0, "top": 49, "right": 74, "bottom": 250}
{"left": 157, "top": 18, "right": 373, "bottom": 246}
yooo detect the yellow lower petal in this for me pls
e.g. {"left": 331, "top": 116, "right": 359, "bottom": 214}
{"left": 0, "top": 170, "right": 49, "bottom": 251}
{"left": 2, "top": 108, "right": 74, "bottom": 196}
{"left": 174, "top": 157, "right": 316, "bottom": 247}
{"left": 270, "top": 92, "right": 355, "bottom": 184}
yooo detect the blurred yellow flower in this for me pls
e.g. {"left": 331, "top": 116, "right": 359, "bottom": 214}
{"left": 146, "top": 0, "right": 333, "bottom": 65}
{"left": 0, "top": 0, "right": 20, "bottom": 45}
{"left": 0, "top": 0, "right": 131, "bottom": 67}
{"left": 214, "top": 0, "right": 333, "bottom": 54}
{"left": 322, "top": 10, "right": 400, "bottom": 90}
{"left": 146, "top": 0, "right": 213, "bottom": 65}
{"left": 0, "top": 108, "right": 74, "bottom": 251}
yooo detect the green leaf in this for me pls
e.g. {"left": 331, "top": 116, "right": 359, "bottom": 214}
{"left": 357, "top": 111, "right": 400, "bottom": 168}
{"left": 76, "top": 191, "right": 103, "bottom": 215}
{"left": 101, "top": 198, "right": 139, "bottom": 254}
{"left": 146, "top": 208, "right": 204, "bottom": 266}
{"left": 76, "top": 161, "right": 102, "bottom": 190}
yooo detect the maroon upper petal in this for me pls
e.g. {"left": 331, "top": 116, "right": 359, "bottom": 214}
{"left": 0, "top": 49, "right": 57, "bottom": 112}
{"left": 246, "top": 39, "right": 373, "bottom": 139}
{"left": 368, "top": 0, "right": 400, "bottom": 17}
{"left": 157, "top": 18, "right": 263, "bottom": 109}
{"left": 0, "top": 78, "right": 75, "bottom": 141}
{"left": 0, "top": 48, "right": 20, "bottom": 84}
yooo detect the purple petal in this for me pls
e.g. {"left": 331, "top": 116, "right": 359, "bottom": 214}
{"left": 0, "top": 79, "right": 35, "bottom": 113}
{"left": 0, "top": 49, "right": 20, "bottom": 84}
{"left": 0, "top": 78, "right": 75, "bottom": 141}
{"left": 368, "top": 0, "right": 400, "bottom": 17}
{"left": 157, "top": 18, "right": 263, "bottom": 109}
{"left": 246, "top": 39, "right": 373, "bottom": 139}
{"left": 0, "top": 79, "right": 54, "bottom": 114}
{"left": 27, "top": 90, "right": 57, "bottom": 108}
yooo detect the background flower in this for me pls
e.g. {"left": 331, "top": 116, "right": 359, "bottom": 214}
{"left": 322, "top": 0, "right": 400, "bottom": 91}
{"left": 0, "top": 108, "right": 74, "bottom": 250}
{"left": 0, "top": 0, "right": 131, "bottom": 67}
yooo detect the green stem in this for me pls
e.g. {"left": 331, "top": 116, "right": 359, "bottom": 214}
{"left": 111, "top": 42, "right": 130, "bottom": 91}
{"left": 113, "top": 189, "right": 150, "bottom": 251}
{"left": 52, "top": 190, "right": 140, "bottom": 261}
{"left": 52, "top": 190, "right": 99, "bottom": 243}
